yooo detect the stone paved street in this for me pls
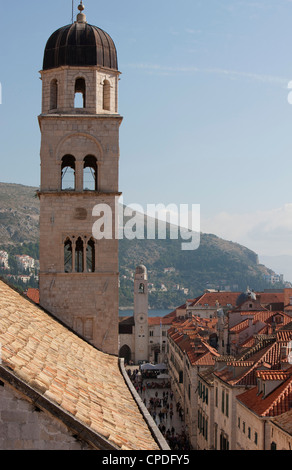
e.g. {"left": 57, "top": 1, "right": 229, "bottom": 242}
{"left": 126, "top": 367, "right": 191, "bottom": 450}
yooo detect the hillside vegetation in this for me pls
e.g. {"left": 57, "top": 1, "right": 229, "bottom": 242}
{"left": 0, "top": 182, "right": 280, "bottom": 308}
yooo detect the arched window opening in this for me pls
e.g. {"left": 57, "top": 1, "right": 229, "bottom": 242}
{"left": 86, "top": 238, "right": 95, "bottom": 273}
{"left": 103, "top": 80, "right": 111, "bottom": 111}
{"left": 75, "top": 237, "right": 84, "bottom": 273}
{"left": 61, "top": 155, "right": 75, "bottom": 190}
{"left": 119, "top": 345, "right": 132, "bottom": 364}
{"left": 50, "top": 79, "right": 58, "bottom": 110}
{"left": 139, "top": 283, "right": 144, "bottom": 294}
{"left": 74, "top": 78, "right": 86, "bottom": 108}
{"left": 83, "top": 155, "right": 98, "bottom": 191}
{"left": 64, "top": 239, "right": 72, "bottom": 273}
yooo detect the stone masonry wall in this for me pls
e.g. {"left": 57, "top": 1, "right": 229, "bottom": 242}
{"left": 0, "top": 382, "right": 92, "bottom": 450}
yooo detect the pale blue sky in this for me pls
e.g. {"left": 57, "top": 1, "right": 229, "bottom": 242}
{"left": 1, "top": 0, "right": 292, "bottom": 275}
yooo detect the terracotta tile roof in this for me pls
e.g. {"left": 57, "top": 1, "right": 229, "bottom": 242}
{"left": 168, "top": 324, "right": 219, "bottom": 366}
{"left": 26, "top": 288, "right": 40, "bottom": 304}
{"left": 254, "top": 311, "right": 292, "bottom": 325}
{"left": 271, "top": 409, "right": 292, "bottom": 435}
{"left": 229, "top": 313, "right": 292, "bottom": 351}
{"left": 239, "top": 309, "right": 268, "bottom": 316}
{"left": 187, "top": 291, "right": 285, "bottom": 310}
{"left": 194, "top": 316, "right": 218, "bottom": 329}
{"left": 230, "top": 319, "right": 249, "bottom": 333}
{"left": 227, "top": 361, "right": 255, "bottom": 367}
{"left": 214, "top": 341, "right": 280, "bottom": 387}
{"left": 216, "top": 322, "right": 292, "bottom": 389}
{"left": 276, "top": 326, "right": 292, "bottom": 343}
{"left": 0, "top": 280, "right": 162, "bottom": 450}
{"left": 190, "top": 350, "right": 218, "bottom": 366}
{"left": 241, "top": 336, "right": 257, "bottom": 348}
{"left": 239, "top": 326, "right": 269, "bottom": 350}
{"left": 255, "top": 370, "right": 291, "bottom": 381}
{"left": 188, "top": 292, "right": 240, "bottom": 308}
{"left": 148, "top": 316, "right": 174, "bottom": 326}
{"left": 237, "top": 372, "right": 292, "bottom": 417}
{"left": 258, "top": 292, "right": 284, "bottom": 305}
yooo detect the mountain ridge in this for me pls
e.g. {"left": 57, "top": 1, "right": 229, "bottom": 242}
{"left": 0, "top": 182, "right": 284, "bottom": 308}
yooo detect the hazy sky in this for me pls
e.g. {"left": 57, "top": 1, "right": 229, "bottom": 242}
{"left": 1, "top": 0, "right": 292, "bottom": 272}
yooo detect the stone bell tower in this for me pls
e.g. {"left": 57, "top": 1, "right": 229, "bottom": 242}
{"left": 134, "top": 264, "right": 149, "bottom": 363}
{"left": 38, "top": 2, "right": 122, "bottom": 355}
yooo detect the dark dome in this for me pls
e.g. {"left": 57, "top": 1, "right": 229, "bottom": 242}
{"left": 43, "top": 20, "right": 118, "bottom": 71}
{"left": 136, "top": 264, "right": 147, "bottom": 275}
{"left": 236, "top": 288, "right": 256, "bottom": 306}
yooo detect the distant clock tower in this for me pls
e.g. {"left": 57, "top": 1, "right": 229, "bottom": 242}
{"left": 134, "top": 264, "right": 149, "bottom": 363}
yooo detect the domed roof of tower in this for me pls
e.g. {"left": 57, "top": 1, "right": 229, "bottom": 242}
{"left": 136, "top": 264, "right": 147, "bottom": 275}
{"left": 42, "top": 2, "right": 118, "bottom": 71}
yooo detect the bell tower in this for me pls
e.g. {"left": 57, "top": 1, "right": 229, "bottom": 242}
{"left": 38, "top": 3, "right": 122, "bottom": 355}
{"left": 134, "top": 264, "right": 149, "bottom": 363}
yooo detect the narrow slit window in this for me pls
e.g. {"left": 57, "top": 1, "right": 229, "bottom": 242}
{"left": 103, "top": 80, "right": 110, "bottom": 111}
{"left": 61, "top": 155, "right": 75, "bottom": 190}
{"left": 74, "top": 78, "right": 86, "bottom": 108}
{"left": 83, "top": 155, "right": 98, "bottom": 191}
{"left": 50, "top": 79, "right": 58, "bottom": 110}
{"left": 86, "top": 238, "right": 95, "bottom": 272}
{"left": 75, "top": 237, "right": 84, "bottom": 273}
{"left": 64, "top": 239, "right": 72, "bottom": 273}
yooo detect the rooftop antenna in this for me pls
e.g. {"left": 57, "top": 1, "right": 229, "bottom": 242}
{"left": 72, "top": 0, "right": 74, "bottom": 23}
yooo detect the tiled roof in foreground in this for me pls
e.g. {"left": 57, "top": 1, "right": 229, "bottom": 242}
{"left": 0, "top": 280, "right": 163, "bottom": 451}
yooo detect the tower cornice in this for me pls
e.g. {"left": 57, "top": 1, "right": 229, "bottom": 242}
{"left": 37, "top": 190, "right": 122, "bottom": 198}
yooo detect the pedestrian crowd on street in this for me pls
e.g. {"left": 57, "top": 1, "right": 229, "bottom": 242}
{"left": 127, "top": 367, "right": 191, "bottom": 450}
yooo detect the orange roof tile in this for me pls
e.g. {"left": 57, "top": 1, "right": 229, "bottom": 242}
{"left": 214, "top": 341, "right": 282, "bottom": 387}
{"left": 168, "top": 323, "right": 219, "bottom": 366}
{"left": 230, "top": 319, "right": 249, "bottom": 333}
{"left": 256, "top": 370, "right": 292, "bottom": 381}
{"left": 148, "top": 316, "right": 173, "bottom": 326}
{"left": 258, "top": 292, "right": 284, "bottom": 304}
{"left": 0, "top": 280, "right": 163, "bottom": 451}
{"left": 26, "top": 288, "right": 39, "bottom": 304}
{"left": 188, "top": 292, "right": 240, "bottom": 308}
{"left": 237, "top": 373, "right": 292, "bottom": 417}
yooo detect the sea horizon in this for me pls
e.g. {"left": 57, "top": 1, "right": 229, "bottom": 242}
{"left": 119, "top": 308, "right": 173, "bottom": 318}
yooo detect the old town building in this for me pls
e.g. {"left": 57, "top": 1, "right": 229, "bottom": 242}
{"left": 164, "top": 289, "right": 292, "bottom": 450}
{"left": 269, "top": 409, "right": 292, "bottom": 450}
{"left": 210, "top": 325, "right": 292, "bottom": 450}
{"left": 167, "top": 319, "right": 219, "bottom": 449}
{"left": 236, "top": 368, "right": 292, "bottom": 450}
